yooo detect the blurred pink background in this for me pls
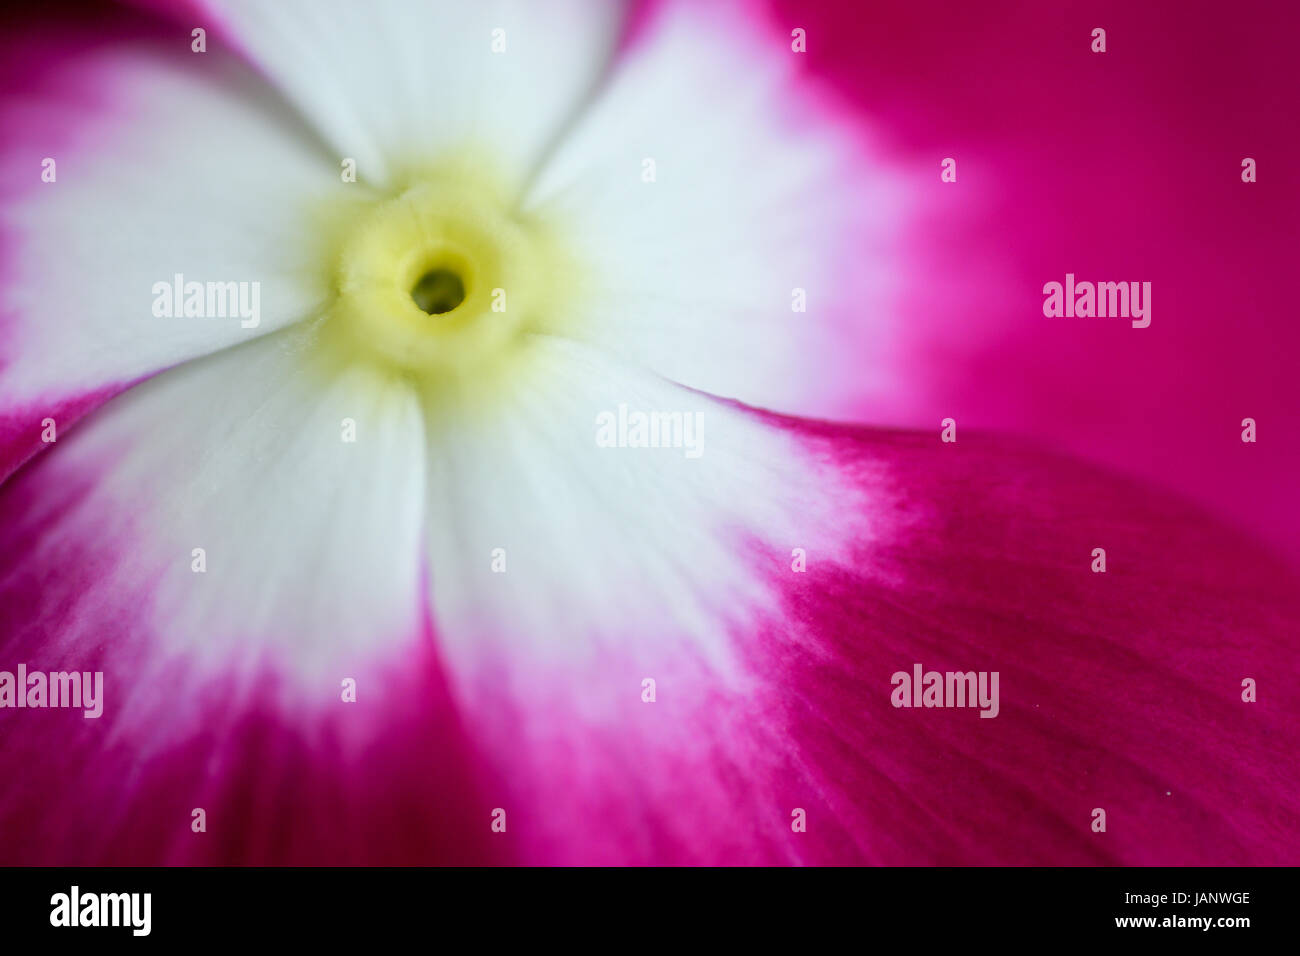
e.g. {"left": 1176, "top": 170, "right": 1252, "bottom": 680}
{"left": 774, "top": 0, "right": 1300, "bottom": 565}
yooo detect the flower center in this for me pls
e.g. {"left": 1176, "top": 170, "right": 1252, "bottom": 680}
{"left": 325, "top": 171, "right": 574, "bottom": 377}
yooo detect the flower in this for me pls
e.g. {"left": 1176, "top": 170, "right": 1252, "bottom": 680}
{"left": 1, "top": 0, "right": 1297, "bottom": 865}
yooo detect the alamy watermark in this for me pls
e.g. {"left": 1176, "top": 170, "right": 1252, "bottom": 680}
{"left": 891, "top": 663, "right": 999, "bottom": 718}
{"left": 1043, "top": 273, "right": 1151, "bottom": 328}
{"left": 50, "top": 886, "right": 150, "bottom": 936}
{"left": 595, "top": 404, "right": 704, "bottom": 458}
{"left": 152, "top": 273, "right": 260, "bottom": 328}
{"left": 0, "top": 665, "right": 103, "bottom": 717}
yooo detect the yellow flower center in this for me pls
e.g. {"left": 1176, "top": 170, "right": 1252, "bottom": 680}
{"left": 319, "top": 158, "right": 577, "bottom": 380}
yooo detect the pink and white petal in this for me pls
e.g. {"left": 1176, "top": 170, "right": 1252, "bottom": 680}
{"left": 0, "top": 326, "right": 466, "bottom": 863}
{"left": 418, "top": 336, "right": 863, "bottom": 862}
{"left": 0, "top": 40, "right": 359, "bottom": 481}
{"left": 522, "top": 0, "right": 913, "bottom": 420}
{"left": 421, "top": 339, "right": 1300, "bottom": 863}
{"left": 199, "top": 0, "right": 624, "bottom": 192}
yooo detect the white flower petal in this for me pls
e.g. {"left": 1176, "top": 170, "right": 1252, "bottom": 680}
{"left": 204, "top": 0, "right": 624, "bottom": 191}
{"left": 419, "top": 335, "right": 876, "bottom": 858}
{"left": 1, "top": 46, "right": 353, "bottom": 411}
{"left": 2, "top": 324, "right": 427, "bottom": 711}
{"left": 524, "top": 0, "right": 910, "bottom": 418}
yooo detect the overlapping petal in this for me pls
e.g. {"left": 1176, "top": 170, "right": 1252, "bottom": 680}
{"left": 0, "top": 322, "right": 457, "bottom": 863}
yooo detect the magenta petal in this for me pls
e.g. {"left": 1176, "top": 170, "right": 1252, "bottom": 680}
{"left": 762, "top": 421, "right": 1300, "bottom": 864}
{"left": 0, "top": 616, "right": 503, "bottom": 865}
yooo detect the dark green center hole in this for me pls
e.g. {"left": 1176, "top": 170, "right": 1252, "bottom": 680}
{"left": 411, "top": 268, "right": 466, "bottom": 315}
